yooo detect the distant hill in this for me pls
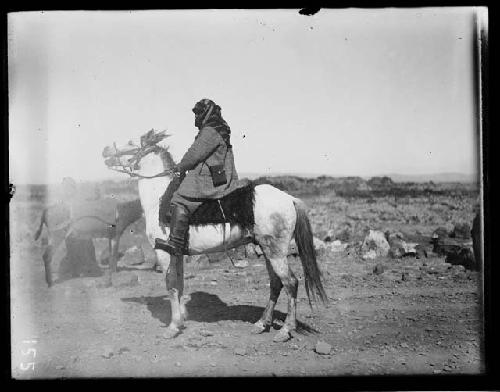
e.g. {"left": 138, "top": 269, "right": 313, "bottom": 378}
{"left": 381, "top": 173, "right": 478, "bottom": 184}
{"left": 13, "top": 172, "right": 478, "bottom": 203}
{"left": 240, "top": 172, "right": 478, "bottom": 184}
{"left": 250, "top": 174, "right": 478, "bottom": 198}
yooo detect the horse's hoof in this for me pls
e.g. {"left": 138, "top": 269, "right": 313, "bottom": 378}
{"left": 273, "top": 329, "right": 292, "bottom": 342}
{"left": 163, "top": 326, "right": 181, "bottom": 339}
{"left": 252, "top": 320, "right": 271, "bottom": 334}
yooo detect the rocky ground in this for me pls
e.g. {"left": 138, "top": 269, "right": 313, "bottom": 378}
{"left": 10, "top": 192, "right": 484, "bottom": 378}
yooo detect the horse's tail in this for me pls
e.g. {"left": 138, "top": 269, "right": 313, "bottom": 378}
{"left": 34, "top": 209, "right": 47, "bottom": 241}
{"left": 293, "top": 199, "right": 328, "bottom": 306}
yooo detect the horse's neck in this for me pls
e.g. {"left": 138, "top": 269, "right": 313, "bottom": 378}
{"left": 137, "top": 153, "right": 171, "bottom": 215}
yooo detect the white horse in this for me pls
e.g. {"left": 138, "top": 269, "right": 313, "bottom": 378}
{"left": 103, "top": 129, "right": 327, "bottom": 342}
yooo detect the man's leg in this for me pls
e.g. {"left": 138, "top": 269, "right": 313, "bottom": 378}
{"left": 155, "top": 194, "right": 202, "bottom": 255}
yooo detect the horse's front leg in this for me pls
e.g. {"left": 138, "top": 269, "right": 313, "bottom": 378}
{"left": 176, "top": 255, "right": 191, "bottom": 324}
{"left": 101, "top": 236, "right": 120, "bottom": 287}
{"left": 163, "top": 253, "right": 184, "bottom": 339}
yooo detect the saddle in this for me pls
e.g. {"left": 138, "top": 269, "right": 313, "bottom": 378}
{"left": 159, "top": 179, "right": 256, "bottom": 230}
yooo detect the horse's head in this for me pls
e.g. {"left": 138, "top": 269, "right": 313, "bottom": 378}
{"left": 103, "top": 129, "right": 175, "bottom": 177}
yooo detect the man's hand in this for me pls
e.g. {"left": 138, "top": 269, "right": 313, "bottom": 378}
{"left": 172, "top": 165, "right": 183, "bottom": 178}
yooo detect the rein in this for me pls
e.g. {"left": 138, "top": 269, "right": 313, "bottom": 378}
{"left": 107, "top": 143, "right": 174, "bottom": 179}
{"left": 109, "top": 167, "right": 174, "bottom": 179}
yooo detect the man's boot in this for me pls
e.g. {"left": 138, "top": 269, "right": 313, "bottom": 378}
{"left": 155, "top": 204, "right": 190, "bottom": 255}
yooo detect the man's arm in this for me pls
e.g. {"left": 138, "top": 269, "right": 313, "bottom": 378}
{"left": 176, "top": 127, "right": 222, "bottom": 173}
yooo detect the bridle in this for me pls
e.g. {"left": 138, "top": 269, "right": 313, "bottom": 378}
{"left": 106, "top": 140, "right": 174, "bottom": 180}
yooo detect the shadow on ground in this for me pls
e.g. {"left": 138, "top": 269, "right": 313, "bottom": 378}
{"left": 122, "top": 291, "right": 317, "bottom": 334}
{"left": 52, "top": 260, "right": 103, "bottom": 286}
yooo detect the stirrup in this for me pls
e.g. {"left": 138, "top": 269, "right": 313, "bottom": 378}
{"left": 154, "top": 238, "right": 187, "bottom": 255}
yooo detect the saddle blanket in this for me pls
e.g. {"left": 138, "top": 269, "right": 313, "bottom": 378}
{"left": 159, "top": 180, "right": 256, "bottom": 230}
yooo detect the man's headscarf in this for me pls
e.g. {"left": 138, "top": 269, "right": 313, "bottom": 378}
{"left": 192, "top": 98, "right": 231, "bottom": 147}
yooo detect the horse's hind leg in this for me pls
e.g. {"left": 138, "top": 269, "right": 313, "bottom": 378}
{"left": 258, "top": 238, "right": 298, "bottom": 342}
{"left": 271, "top": 258, "right": 298, "bottom": 342}
{"left": 101, "top": 236, "right": 120, "bottom": 287}
{"left": 109, "top": 236, "right": 120, "bottom": 272}
{"left": 253, "top": 258, "right": 283, "bottom": 334}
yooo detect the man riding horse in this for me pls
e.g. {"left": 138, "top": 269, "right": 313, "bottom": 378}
{"left": 154, "top": 98, "right": 241, "bottom": 255}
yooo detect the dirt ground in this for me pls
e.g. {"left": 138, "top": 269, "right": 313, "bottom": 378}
{"left": 10, "top": 196, "right": 484, "bottom": 378}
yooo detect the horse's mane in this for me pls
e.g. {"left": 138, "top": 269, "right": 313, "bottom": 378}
{"left": 158, "top": 147, "right": 177, "bottom": 171}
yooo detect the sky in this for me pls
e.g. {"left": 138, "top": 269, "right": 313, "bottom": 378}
{"left": 8, "top": 8, "right": 484, "bottom": 185}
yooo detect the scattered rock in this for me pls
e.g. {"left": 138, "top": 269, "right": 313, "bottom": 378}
{"left": 101, "top": 346, "right": 114, "bottom": 359}
{"left": 247, "top": 243, "right": 264, "bottom": 257}
{"left": 386, "top": 230, "right": 421, "bottom": 259}
{"left": 234, "top": 347, "right": 247, "bottom": 356}
{"left": 401, "top": 272, "right": 409, "bottom": 281}
{"left": 186, "top": 337, "right": 203, "bottom": 348}
{"left": 55, "top": 365, "right": 66, "bottom": 370}
{"left": 234, "top": 259, "right": 249, "bottom": 268}
{"left": 363, "top": 249, "right": 378, "bottom": 260}
{"left": 323, "top": 229, "right": 336, "bottom": 242}
{"left": 373, "top": 263, "right": 385, "bottom": 275}
{"left": 402, "top": 242, "right": 418, "bottom": 257}
{"left": 388, "top": 240, "right": 406, "bottom": 259}
{"left": 385, "top": 230, "right": 405, "bottom": 243}
{"left": 329, "top": 240, "right": 347, "bottom": 253}
{"left": 313, "top": 237, "right": 328, "bottom": 255}
{"left": 315, "top": 341, "right": 332, "bottom": 355}
{"left": 361, "top": 230, "right": 390, "bottom": 259}
{"left": 199, "top": 329, "right": 214, "bottom": 337}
